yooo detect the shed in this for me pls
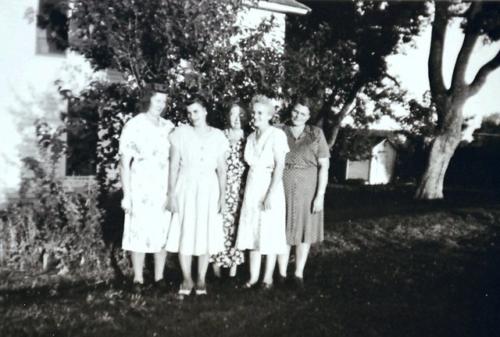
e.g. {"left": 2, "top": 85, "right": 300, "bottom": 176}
{"left": 345, "top": 137, "right": 398, "bottom": 185}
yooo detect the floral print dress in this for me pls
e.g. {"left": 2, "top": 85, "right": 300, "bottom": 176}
{"left": 119, "top": 113, "right": 174, "bottom": 253}
{"left": 210, "top": 130, "right": 246, "bottom": 268}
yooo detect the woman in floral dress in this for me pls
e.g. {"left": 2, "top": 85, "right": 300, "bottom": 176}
{"left": 210, "top": 103, "right": 247, "bottom": 278}
{"left": 236, "top": 95, "right": 289, "bottom": 289}
{"left": 119, "top": 88, "right": 175, "bottom": 290}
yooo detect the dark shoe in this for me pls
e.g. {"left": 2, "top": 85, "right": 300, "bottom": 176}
{"left": 292, "top": 276, "right": 304, "bottom": 290}
{"left": 261, "top": 282, "right": 274, "bottom": 290}
{"left": 153, "top": 279, "right": 169, "bottom": 293}
{"left": 242, "top": 281, "right": 258, "bottom": 289}
{"left": 275, "top": 274, "right": 286, "bottom": 286}
{"left": 131, "top": 282, "right": 146, "bottom": 295}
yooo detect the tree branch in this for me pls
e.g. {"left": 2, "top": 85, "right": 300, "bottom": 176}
{"left": 450, "top": 2, "right": 482, "bottom": 91}
{"left": 326, "top": 79, "right": 364, "bottom": 148}
{"left": 428, "top": 2, "right": 448, "bottom": 96}
{"left": 468, "top": 49, "right": 500, "bottom": 97}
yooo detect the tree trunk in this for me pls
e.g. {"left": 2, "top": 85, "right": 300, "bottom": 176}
{"left": 326, "top": 81, "right": 364, "bottom": 148}
{"left": 415, "top": 103, "right": 463, "bottom": 199}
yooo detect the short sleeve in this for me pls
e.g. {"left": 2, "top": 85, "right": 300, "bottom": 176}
{"left": 273, "top": 128, "right": 289, "bottom": 156}
{"left": 316, "top": 127, "right": 330, "bottom": 159}
{"left": 119, "top": 119, "right": 139, "bottom": 157}
{"left": 168, "top": 125, "right": 184, "bottom": 151}
{"left": 219, "top": 132, "right": 230, "bottom": 158}
{"left": 164, "top": 119, "right": 175, "bottom": 132}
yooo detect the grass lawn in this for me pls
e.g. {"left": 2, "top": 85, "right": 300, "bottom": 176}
{"left": 1, "top": 185, "right": 500, "bottom": 337}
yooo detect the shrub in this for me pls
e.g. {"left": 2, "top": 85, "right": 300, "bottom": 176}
{"left": 0, "top": 120, "right": 110, "bottom": 276}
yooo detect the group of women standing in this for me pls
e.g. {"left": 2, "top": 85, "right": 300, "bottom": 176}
{"left": 119, "top": 87, "right": 330, "bottom": 297}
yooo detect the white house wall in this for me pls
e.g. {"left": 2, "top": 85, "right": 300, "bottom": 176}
{"left": 346, "top": 159, "right": 370, "bottom": 181}
{"left": 0, "top": 0, "right": 104, "bottom": 205}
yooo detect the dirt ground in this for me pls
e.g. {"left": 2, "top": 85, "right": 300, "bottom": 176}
{"left": 1, "top": 185, "right": 499, "bottom": 337}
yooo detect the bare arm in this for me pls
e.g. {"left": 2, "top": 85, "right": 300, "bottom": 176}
{"left": 263, "top": 150, "right": 286, "bottom": 211}
{"left": 216, "top": 152, "right": 227, "bottom": 213}
{"left": 120, "top": 153, "right": 133, "bottom": 210}
{"left": 312, "top": 158, "right": 330, "bottom": 213}
{"left": 167, "top": 144, "right": 180, "bottom": 212}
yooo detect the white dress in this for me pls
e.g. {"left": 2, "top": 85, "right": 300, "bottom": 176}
{"left": 119, "top": 114, "right": 174, "bottom": 253}
{"left": 236, "top": 126, "right": 289, "bottom": 255}
{"left": 166, "top": 125, "right": 229, "bottom": 256}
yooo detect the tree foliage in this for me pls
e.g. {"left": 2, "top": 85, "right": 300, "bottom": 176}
{"left": 283, "top": 0, "right": 428, "bottom": 147}
{"left": 69, "top": 0, "right": 283, "bottom": 123}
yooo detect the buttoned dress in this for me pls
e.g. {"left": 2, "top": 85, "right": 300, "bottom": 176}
{"left": 118, "top": 113, "right": 174, "bottom": 253}
{"left": 280, "top": 124, "right": 330, "bottom": 245}
{"left": 235, "top": 126, "right": 289, "bottom": 255}
{"left": 166, "top": 125, "right": 229, "bottom": 256}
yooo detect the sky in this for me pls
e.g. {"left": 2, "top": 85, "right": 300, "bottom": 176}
{"left": 381, "top": 20, "right": 500, "bottom": 140}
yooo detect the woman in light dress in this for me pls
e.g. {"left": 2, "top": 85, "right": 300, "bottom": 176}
{"left": 166, "top": 96, "right": 228, "bottom": 296}
{"left": 119, "top": 88, "right": 175, "bottom": 290}
{"left": 210, "top": 103, "right": 247, "bottom": 279}
{"left": 236, "top": 95, "right": 289, "bottom": 289}
{"left": 277, "top": 98, "right": 330, "bottom": 288}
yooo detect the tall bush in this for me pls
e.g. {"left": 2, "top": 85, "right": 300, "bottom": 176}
{"left": 0, "top": 120, "right": 109, "bottom": 275}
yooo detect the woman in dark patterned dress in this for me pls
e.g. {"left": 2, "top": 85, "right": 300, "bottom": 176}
{"left": 277, "top": 98, "right": 330, "bottom": 287}
{"left": 210, "top": 103, "right": 247, "bottom": 278}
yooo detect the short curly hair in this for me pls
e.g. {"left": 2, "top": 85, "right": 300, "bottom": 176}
{"left": 251, "top": 94, "right": 274, "bottom": 111}
{"left": 137, "top": 85, "right": 166, "bottom": 112}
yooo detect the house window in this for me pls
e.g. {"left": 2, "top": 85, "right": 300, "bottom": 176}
{"left": 36, "top": 0, "right": 68, "bottom": 55}
{"left": 65, "top": 102, "right": 98, "bottom": 176}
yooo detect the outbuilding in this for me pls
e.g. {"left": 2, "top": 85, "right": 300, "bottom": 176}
{"left": 345, "top": 137, "right": 398, "bottom": 185}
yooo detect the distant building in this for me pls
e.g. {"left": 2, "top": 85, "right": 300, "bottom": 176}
{"left": 345, "top": 137, "right": 398, "bottom": 185}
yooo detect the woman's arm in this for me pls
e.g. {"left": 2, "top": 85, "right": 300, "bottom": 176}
{"left": 312, "top": 158, "right": 330, "bottom": 213}
{"left": 216, "top": 152, "right": 227, "bottom": 214}
{"left": 263, "top": 150, "right": 286, "bottom": 211}
{"left": 167, "top": 145, "right": 180, "bottom": 212}
{"left": 120, "top": 153, "right": 133, "bottom": 212}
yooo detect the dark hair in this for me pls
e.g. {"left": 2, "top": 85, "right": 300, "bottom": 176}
{"left": 137, "top": 85, "right": 166, "bottom": 112}
{"left": 185, "top": 94, "right": 209, "bottom": 110}
{"left": 224, "top": 102, "right": 249, "bottom": 129}
{"left": 292, "top": 96, "right": 314, "bottom": 110}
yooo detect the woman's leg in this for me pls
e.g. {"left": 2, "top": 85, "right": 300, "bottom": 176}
{"left": 229, "top": 264, "right": 237, "bottom": 278}
{"left": 248, "top": 250, "right": 261, "bottom": 284}
{"left": 212, "top": 263, "right": 221, "bottom": 278}
{"left": 153, "top": 251, "right": 167, "bottom": 282}
{"left": 294, "top": 243, "right": 311, "bottom": 279}
{"left": 131, "top": 252, "right": 146, "bottom": 284}
{"left": 277, "top": 245, "right": 291, "bottom": 277}
{"left": 197, "top": 254, "right": 210, "bottom": 287}
{"left": 179, "top": 253, "right": 194, "bottom": 288}
{"left": 263, "top": 254, "right": 277, "bottom": 285}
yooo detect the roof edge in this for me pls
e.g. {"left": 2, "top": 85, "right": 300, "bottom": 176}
{"left": 245, "top": 0, "right": 311, "bottom": 15}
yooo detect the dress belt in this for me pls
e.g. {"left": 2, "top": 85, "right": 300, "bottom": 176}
{"left": 284, "top": 164, "right": 316, "bottom": 169}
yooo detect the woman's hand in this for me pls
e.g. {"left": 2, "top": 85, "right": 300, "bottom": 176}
{"left": 312, "top": 194, "right": 324, "bottom": 213}
{"left": 167, "top": 195, "right": 178, "bottom": 213}
{"left": 262, "top": 190, "right": 274, "bottom": 211}
{"left": 218, "top": 195, "right": 227, "bottom": 214}
{"left": 121, "top": 196, "right": 132, "bottom": 215}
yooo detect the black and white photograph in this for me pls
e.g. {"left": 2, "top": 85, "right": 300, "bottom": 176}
{"left": 0, "top": 0, "right": 499, "bottom": 336}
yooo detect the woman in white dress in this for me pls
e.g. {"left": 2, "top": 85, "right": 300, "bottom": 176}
{"left": 119, "top": 88, "right": 175, "bottom": 291}
{"left": 236, "top": 95, "right": 289, "bottom": 289}
{"left": 166, "top": 96, "right": 228, "bottom": 296}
